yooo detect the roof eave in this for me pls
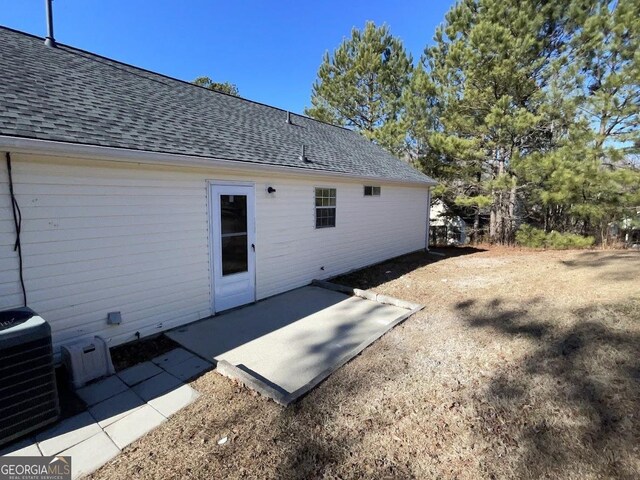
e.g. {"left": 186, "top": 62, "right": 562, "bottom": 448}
{"left": 0, "top": 135, "right": 437, "bottom": 187}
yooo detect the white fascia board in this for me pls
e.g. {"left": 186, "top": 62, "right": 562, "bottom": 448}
{"left": 0, "top": 136, "right": 437, "bottom": 187}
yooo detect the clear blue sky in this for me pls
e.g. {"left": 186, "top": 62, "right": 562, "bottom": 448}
{"left": 1, "top": 0, "right": 454, "bottom": 114}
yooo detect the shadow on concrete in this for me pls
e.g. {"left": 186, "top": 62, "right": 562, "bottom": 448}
{"left": 269, "top": 314, "right": 424, "bottom": 479}
{"left": 167, "top": 287, "right": 351, "bottom": 362}
{"left": 1, "top": 349, "right": 206, "bottom": 462}
{"left": 331, "top": 247, "right": 486, "bottom": 290}
{"left": 55, "top": 366, "right": 88, "bottom": 420}
{"left": 168, "top": 286, "right": 410, "bottom": 397}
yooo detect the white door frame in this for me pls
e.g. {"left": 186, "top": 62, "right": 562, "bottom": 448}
{"left": 207, "top": 180, "right": 256, "bottom": 313}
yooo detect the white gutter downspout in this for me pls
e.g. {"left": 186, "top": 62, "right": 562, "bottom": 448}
{"left": 425, "top": 187, "right": 432, "bottom": 251}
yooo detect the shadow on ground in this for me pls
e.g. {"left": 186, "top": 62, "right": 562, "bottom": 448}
{"left": 247, "top": 250, "right": 639, "bottom": 479}
{"left": 89, "top": 250, "right": 640, "bottom": 480}
{"left": 560, "top": 250, "right": 640, "bottom": 269}
{"left": 455, "top": 297, "right": 640, "bottom": 479}
{"left": 332, "top": 247, "right": 486, "bottom": 290}
{"left": 201, "top": 251, "right": 639, "bottom": 479}
{"left": 561, "top": 251, "right": 640, "bottom": 283}
{"left": 270, "top": 332, "right": 420, "bottom": 480}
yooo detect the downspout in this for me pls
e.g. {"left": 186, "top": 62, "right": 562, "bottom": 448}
{"left": 425, "top": 187, "right": 432, "bottom": 251}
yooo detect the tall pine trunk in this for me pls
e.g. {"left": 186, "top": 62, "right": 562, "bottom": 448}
{"left": 490, "top": 151, "right": 504, "bottom": 244}
{"left": 489, "top": 151, "right": 518, "bottom": 245}
{"left": 507, "top": 183, "right": 518, "bottom": 244}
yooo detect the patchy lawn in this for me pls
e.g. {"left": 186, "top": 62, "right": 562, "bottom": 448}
{"left": 91, "top": 248, "right": 640, "bottom": 480}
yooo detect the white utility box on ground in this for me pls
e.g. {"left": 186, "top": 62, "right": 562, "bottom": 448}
{"left": 61, "top": 336, "right": 115, "bottom": 389}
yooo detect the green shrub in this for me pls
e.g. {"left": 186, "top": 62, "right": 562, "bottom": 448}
{"left": 515, "top": 224, "right": 547, "bottom": 248}
{"left": 516, "top": 225, "right": 595, "bottom": 249}
{"left": 545, "top": 231, "right": 595, "bottom": 249}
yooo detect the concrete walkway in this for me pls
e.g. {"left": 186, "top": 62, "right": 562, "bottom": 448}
{"left": 168, "top": 286, "right": 416, "bottom": 404}
{"left": 0, "top": 348, "right": 210, "bottom": 479}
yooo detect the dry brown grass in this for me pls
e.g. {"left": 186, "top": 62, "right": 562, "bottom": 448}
{"left": 91, "top": 248, "right": 640, "bottom": 480}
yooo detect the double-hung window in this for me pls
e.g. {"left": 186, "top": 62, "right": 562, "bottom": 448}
{"left": 315, "top": 188, "right": 336, "bottom": 228}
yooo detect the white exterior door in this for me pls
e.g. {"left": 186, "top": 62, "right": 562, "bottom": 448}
{"left": 210, "top": 183, "right": 256, "bottom": 312}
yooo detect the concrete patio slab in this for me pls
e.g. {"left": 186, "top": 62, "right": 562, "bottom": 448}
{"left": 60, "top": 431, "right": 119, "bottom": 480}
{"left": 117, "top": 361, "right": 163, "bottom": 386}
{"left": 151, "top": 348, "right": 194, "bottom": 370}
{"left": 167, "top": 285, "right": 416, "bottom": 403}
{"left": 0, "top": 437, "right": 40, "bottom": 456}
{"left": 76, "top": 375, "right": 129, "bottom": 406}
{"left": 36, "top": 412, "right": 101, "bottom": 456}
{"left": 103, "top": 404, "right": 166, "bottom": 450}
{"left": 88, "top": 389, "right": 145, "bottom": 428}
{"left": 147, "top": 384, "right": 200, "bottom": 418}
{"left": 162, "top": 355, "right": 213, "bottom": 381}
{"left": 131, "top": 371, "right": 183, "bottom": 402}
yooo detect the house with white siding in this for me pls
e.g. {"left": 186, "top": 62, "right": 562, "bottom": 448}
{"left": 0, "top": 27, "right": 436, "bottom": 356}
{"left": 430, "top": 199, "right": 468, "bottom": 246}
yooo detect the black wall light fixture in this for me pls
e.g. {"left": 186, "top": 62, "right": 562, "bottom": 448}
{"left": 267, "top": 186, "right": 277, "bottom": 194}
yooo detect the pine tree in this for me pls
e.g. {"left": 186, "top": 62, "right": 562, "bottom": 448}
{"left": 305, "top": 22, "right": 413, "bottom": 156}
{"left": 193, "top": 76, "right": 240, "bottom": 97}
{"left": 414, "top": 0, "right": 571, "bottom": 244}
{"left": 518, "top": 0, "right": 640, "bottom": 243}
{"left": 306, "top": 1, "right": 639, "bottom": 246}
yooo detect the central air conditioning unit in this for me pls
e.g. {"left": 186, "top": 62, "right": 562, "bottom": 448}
{"left": 0, "top": 307, "right": 60, "bottom": 446}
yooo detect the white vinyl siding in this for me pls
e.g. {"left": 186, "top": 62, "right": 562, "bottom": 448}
{"left": 0, "top": 157, "right": 211, "bottom": 354}
{"left": 0, "top": 154, "right": 429, "bottom": 355}
{"left": 256, "top": 179, "right": 427, "bottom": 298}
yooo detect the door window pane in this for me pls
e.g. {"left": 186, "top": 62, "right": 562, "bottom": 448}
{"left": 220, "top": 194, "right": 248, "bottom": 275}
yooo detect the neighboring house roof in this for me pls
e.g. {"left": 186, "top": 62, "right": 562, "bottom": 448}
{"left": 0, "top": 27, "right": 435, "bottom": 185}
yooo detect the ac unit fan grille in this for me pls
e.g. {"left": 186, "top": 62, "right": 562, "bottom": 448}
{"left": 0, "top": 314, "right": 59, "bottom": 446}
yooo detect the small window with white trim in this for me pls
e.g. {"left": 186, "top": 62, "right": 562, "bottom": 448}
{"left": 364, "top": 185, "right": 381, "bottom": 196}
{"left": 315, "top": 188, "right": 336, "bottom": 228}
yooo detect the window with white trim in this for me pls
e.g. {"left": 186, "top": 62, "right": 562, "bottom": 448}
{"left": 364, "top": 185, "right": 381, "bottom": 196}
{"left": 315, "top": 188, "right": 336, "bottom": 228}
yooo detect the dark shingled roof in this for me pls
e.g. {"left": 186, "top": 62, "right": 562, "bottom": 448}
{"left": 0, "top": 27, "right": 434, "bottom": 185}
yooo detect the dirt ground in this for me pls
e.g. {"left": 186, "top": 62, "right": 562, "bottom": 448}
{"left": 110, "top": 333, "right": 180, "bottom": 372}
{"left": 91, "top": 248, "right": 640, "bottom": 480}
